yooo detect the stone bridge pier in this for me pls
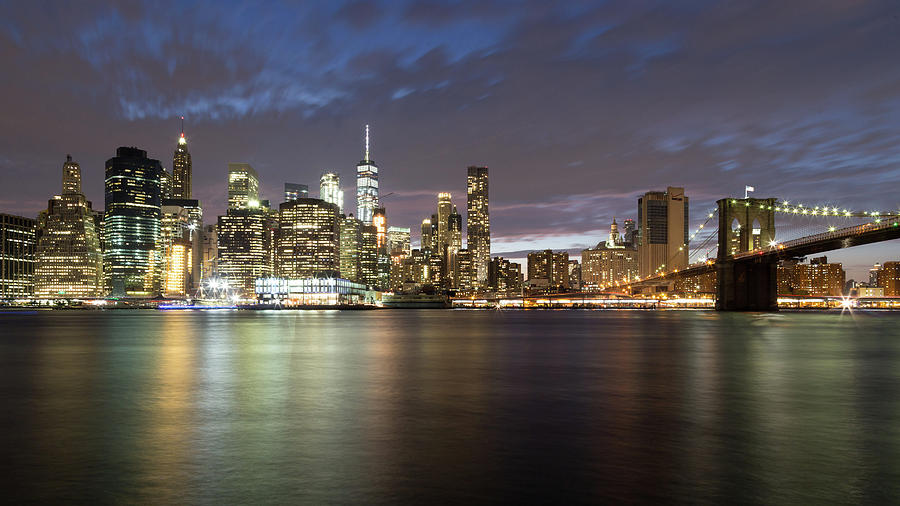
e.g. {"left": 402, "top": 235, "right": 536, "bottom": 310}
{"left": 716, "top": 197, "right": 779, "bottom": 311}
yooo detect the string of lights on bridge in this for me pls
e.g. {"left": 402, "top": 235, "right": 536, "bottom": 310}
{"left": 728, "top": 199, "right": 900, "bottom": 220}
{"left": 596, "top": 197, "right": 900, "bottom": 293}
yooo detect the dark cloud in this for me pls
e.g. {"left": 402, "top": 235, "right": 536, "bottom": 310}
{"left": 1, "top": 0, "right": 899, "bottom": 278}
{"left": 335, "top": 1, "right": 384, "bottom": 29}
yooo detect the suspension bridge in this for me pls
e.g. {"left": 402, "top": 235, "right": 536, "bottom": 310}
{"left": 596, "top": 196, "right": 900, "bottom": 311}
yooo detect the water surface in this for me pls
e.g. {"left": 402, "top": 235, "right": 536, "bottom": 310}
{"left": 1, "top": 310, "right": 899, "bottom": 503}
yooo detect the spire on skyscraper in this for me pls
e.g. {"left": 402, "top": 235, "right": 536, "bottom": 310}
{"left": 365, "top": 124, "right": 370, "bottom": 161}
{"left": 179, "top": 116, "right": 186, "bottom": 145}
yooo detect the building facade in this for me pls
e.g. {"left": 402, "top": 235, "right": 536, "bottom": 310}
{"left": 489, "top": 257, "right": 523, "bottom": 297}
{"left": 1, "top": 213, "right": 36, "bottom": 299}
{"left": 467, "top": 166, "right": 490, "bottom": 288}
{"left": 637, "top": 187, "right": 688, "bottom": 278}
{"left": 340, "top": 215, "right": 361, "bottom": 282}
{"left": 358, "top": 224, "right": 379, "bottom": 287}
{"left": 356, "top": 125, "right": 379, "bottom": 224}
{"left": 284, "top": 183, "right": 309, "bottom": 202}
{"left": 172, "top": 127, "right": 192, "bottom": 199}
{"left": 227, "top": 163, "right": 259, "bottom": 210}
{"left": 276, "top": 198, "right": 341, "bottom": 279}
{"left": 217, "top": 209, "right": 271, "bottom": 298}
{"left": 877, "top": 261, "right": 900, "bottom": 296}
{"left": 527, "top": 250, "right": 570, "bottom": 293}
{"left": 35, "top": 156, "right": 103, "bottom": 298}
{"left": 777, "top": 257, "right": 845, "bottom": 296}
{"left": 319, "top": 173, "right": 343, "bottom": 212}
{"left": 387, "top": 226, "right": 411, "bottom": 255}
{"left": 581, "top": 219, "right": 639, "bottom": 290}
{"left": 104, "top": 147, "right": 164, "bottom": 297}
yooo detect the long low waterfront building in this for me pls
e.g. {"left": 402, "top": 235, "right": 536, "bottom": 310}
{"left": 255, "top": 276, "right": 375, "bottom": 305}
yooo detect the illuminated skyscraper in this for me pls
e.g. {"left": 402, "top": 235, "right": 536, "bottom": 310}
{"left": 340, "top": 215, "right": 361, "bottom": 282}
{"left": 160, "top": 203, "right": 192, "bottom": 297}
{"left": 637, "top": 187, "right": 688, "bottom": 278}
{"left": 284, "top": 183, "right": 309, "bottom": 202}
{"left": 448, "top": 206, "right": 462, "bottom": 287}
{"left": 1, "top": 213, "right": 36, "bottom": 299}
{"left": 276, "top": 198, "right": 341, "bottom": 279}
{"left": 320, "top": 172, "right": 343, "bottom": 212}
{"left": 356, "top": 125, "right": 379, "bottom": 224}
{"left": 227, "top": 163, "right": 259, "bottom": 210}
{"left": 387, "top": 226, "right": 411, "bottom": 255}
{"left": 104, "top": 147, "right": 164, "bottom": 296}
{"left": 34, "top": 155, "right": 104, "bottom": 298}
{"left": 164, "top": 198, "right": 203, "bottom": 292}
{"left": 373, "top": 207, "right": 389, "bottom": 289}
{"left": 201, "top": 224, "right": 218, "bottom": 280}
{"left": 421, "top": 218, "right": 433, "bottom": 252}
{"left": 436, "top": 192, "right": 452, "bottom": 254}
{"left": 359, "top": 224, "right": 378, "bottom": 287}
{"left": 172, "top": 118, "right": 192, "bottom": 199}
{"left": 217, "top": 208, "right": 270, "bottom": 299}
{"left": 466, "top": 166, "right": 490, "bottom": 288}
{"left": 455, "top": 248, "right": 475, "bottom": 292}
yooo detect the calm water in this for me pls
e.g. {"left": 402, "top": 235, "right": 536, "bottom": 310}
{"left": 1, "top": 309, "right": 899, "bottom": 504}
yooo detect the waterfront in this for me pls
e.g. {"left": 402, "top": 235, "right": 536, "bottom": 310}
{"left": 2, "top": 310, "right": 900, "bottom": 503}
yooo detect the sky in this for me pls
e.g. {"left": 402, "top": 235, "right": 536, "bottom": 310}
{"left": 1, "top": 0, "right": 899, "bottom": 279}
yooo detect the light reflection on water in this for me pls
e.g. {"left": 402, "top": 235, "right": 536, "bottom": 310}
{"left": 1, "top": 310, "right": 899, "bottom": 503}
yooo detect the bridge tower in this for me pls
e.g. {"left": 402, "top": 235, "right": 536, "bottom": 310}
{"left": 716, "top": 197, "right": 778, "bottom": 311}
{"left": 717, "top": 197, "right": 777, "bottom": 259}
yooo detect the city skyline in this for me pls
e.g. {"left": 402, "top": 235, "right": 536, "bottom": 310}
{"left": 2, "top": 1, "right": 900, "bottom": 279}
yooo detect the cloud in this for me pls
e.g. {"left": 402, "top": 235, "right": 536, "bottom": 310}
{"left": 1, "top": 0, "right": 900, "bottom": 281}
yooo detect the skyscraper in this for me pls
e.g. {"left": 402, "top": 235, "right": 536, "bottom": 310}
{"left": 436, "top": 192, "right": 453, "bottom": 254}
{"left": 448, "top": 206, "right": 462, "bottom": 287}
{"left": 356, "top": 125, "right": 379, "bottom": 224}
{"left": 160, "top": 168, "right": 173, "bottom": 200}
{"left": 172, "top": 118, "right": 192, "bottom": 199}
{"left": 622, "top": 218, "right": 636, "bottom": 247}
{"left": 227, "top": 163, "right": 260, "bottom": 210}
{"left": 467, "top": 166, "right": 490, "bottom": 288}
{"left": 35, "top": 155, "right": 104, "bottom": 298}
{"left": 104, "top": 147, "right": 164, "bottom": 296}
{"left": 217, "top": 208, "right": 270, "bottom": 299}
{"left": 284, "top": 183, "right": 309, "bottom": 202}
{"left": 373, "top": 207, "right": 390, "bottom": 289}
{"left": 276, "top": 198, "right": 341, "bottom": 279}
{"left": 1, "top": 213, "right": 36, "bottom": 299}
{"left": 160, "top": 203, "right": 192, "bottom": 297}
{"left": 421, "top": 218, "right": 433, "bottom": 252}
{"left": 340, "top": 215, "right": 361, "bottom": 282}
{"left": 387, "top": 226, "right": 411, "bottom": 255}
{"left": 320, "top": 173, "right": 343, "bottom": 213}
{"left": 637, "top": 187, "right": 689, "bottom": 278}
{"left": 358, "top": 224, "right": 378, "bottom": 287}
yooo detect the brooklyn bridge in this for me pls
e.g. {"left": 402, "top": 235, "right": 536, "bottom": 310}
{"left": 543, "top": 197, "right": 900, "bottom": 311}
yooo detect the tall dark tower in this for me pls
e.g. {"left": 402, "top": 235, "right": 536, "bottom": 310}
{"left": 104, "top": 147, "right": 164, "bottom": 296}
{"left": 172, "top": 116, "right": 192, "bottom": 199}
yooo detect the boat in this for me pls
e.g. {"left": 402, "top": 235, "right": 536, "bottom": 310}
{"left": 381, "top": 293, "right": 451, "bottom": 309}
